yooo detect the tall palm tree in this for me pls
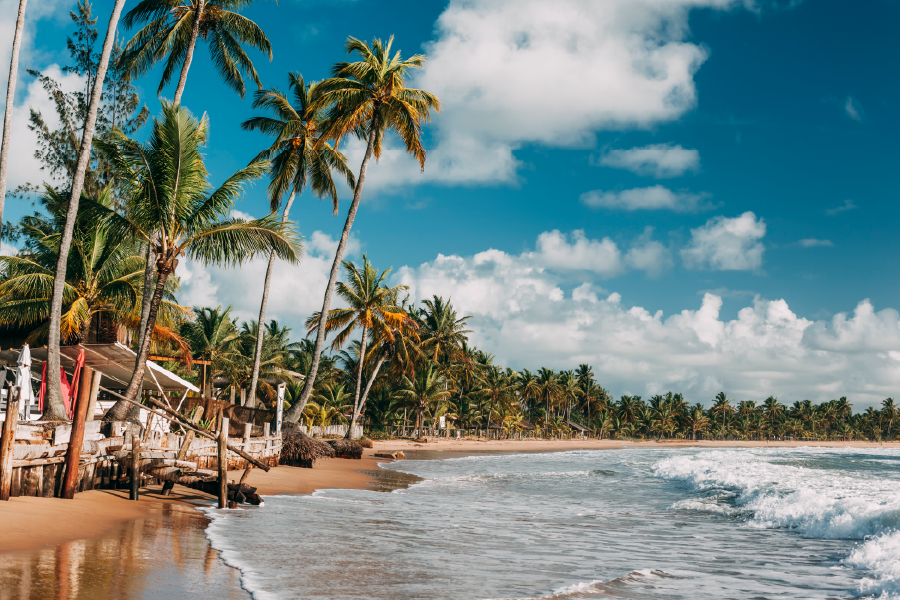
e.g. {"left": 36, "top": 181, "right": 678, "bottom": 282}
{"left": 291, "top": 36, "right": 441, "bottom": 421}
{"left": 0, "top": 0, "right": 28, "bottom": 236}
{"left": 240, "top": 72, "right": 354, "bottom": 407}
{"left": 0, "top": 188, "right": 188, "bottom": 351}
{"left": 179, "top": 305, "right": 239, "bottom": 396}
{"left": 712, "top": 392, "right": 732, "bottom": 440}
{"left": 95, "top": 102, "right": 300, "bottom": 420}
{"left": 398, "top": 363, "right": 452, "bottom": 439}
{"left": 883, "top": 398, "right": 897, "bottom": 440}
{"left": 45, "top": 0, "right": 128, "bottom": 420}
{"left": 299, "top": 255, "right": 409, "bottom": 426}
{"left": 119, "top": 0, "right": 274, "bottom": 105}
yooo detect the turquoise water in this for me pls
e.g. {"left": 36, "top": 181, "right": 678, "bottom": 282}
{"left": 204, "top": 447, "right": 900, "bottom": 599}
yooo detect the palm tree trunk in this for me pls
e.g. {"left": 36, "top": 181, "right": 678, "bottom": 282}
{"left": 137, "top": 244, "right": 155, "bottom": 347}
{"left": 0, "top": 0, "right": 27, "bottom": 239}
{"left": 284, "top": 115, "right": 379, "bottom": 424}
{"left": 346, "top": 351, "right": 386, "bottom": 439}
{"left": 45, "top": 0, "right": 127, "bottom": 421}
{"left": 172, "top": 0, "right": 204, "bottom": 106}
{"left": 352, "top": 324, "right": 368, "bottom": 415}
{"left": 247, "top": 191, "right": 295, "bottom": 408}
{"left": 104, "top": 268, "right": 172, "bottom": 421}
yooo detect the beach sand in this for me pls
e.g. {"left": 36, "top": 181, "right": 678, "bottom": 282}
{"left": 1, "top": 439, "right": 897, "bottom": 598}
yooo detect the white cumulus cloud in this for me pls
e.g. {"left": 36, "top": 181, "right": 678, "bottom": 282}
{"left": 394, "top": 246, "right": 900, "bottom": 408}
{"left": 598, "top": 143, "right": 700, "bottom": 178}
{"left": 342, "top": 0, "right": 750, "bottom": 193}
{"left": 581, "top": 185, "right": 714, "bottom": 212}
{"left": 681, "top": 212, "right": 766, "bottom": 271}
{"left": 798, "top": 238, "right": 833, "bottom": 248}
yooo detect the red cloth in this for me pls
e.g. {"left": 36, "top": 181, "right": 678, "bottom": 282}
{"left": 37, "top": 349, "right": 83, "bottom": 418}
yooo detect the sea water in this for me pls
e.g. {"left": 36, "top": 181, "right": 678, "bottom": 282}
{"left": 203, "top": 447, "right": 900, "bottom": 599}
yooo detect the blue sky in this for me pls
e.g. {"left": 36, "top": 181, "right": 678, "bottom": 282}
{"left": 2, "top": 0, "right": 899, "bottom": 406}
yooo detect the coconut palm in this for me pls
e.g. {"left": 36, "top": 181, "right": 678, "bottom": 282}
{"left": 119, "top": 0, "right": 274, "bottom": 105}
{"left": 95, "top": 102, "right": 300, "bottom": 420}
{"left": 711, "top": 392, "right": 732, "bottom": 440}
{"left": 418, "top": 296, "right": 473, "bottom": 365}
{"left": 298, "top": 256, "right": 409, "bottom": 426}
{"left": 45, "top": 0, "right": 128, "bottom": 420}
{"left": 0, "top": 187, "right": 189, "bottom": 354}
{"left": 240, "top": 72, "right": 355, "bottom": 407}
{"left": 179, "top": 305, "right": 239, "bottom": 396}
{"left": 0, "top": 0, "right": 28, "bottom": 235}
{"left": 292, "top": 36, "right": 441, "bottom": 421}
{"left": 398, "top": 363, "right": 452, "bottom": 439}
{"left": 883, "top": 398, "right": 897, "bottom": 440}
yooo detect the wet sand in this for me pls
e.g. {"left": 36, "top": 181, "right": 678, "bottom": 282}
{"left": 0, "top": 455, "right": 388, "bottom": 599}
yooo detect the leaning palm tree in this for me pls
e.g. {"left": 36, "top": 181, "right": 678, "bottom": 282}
{"left": 290, "top": 36, "right": 441, "bottom": 422}
{"left": 119, "top": 0, "right": 274, "bottom": 105}
{"left": 45, "top": 0, "right": 128, "bottom": 420}
{"left": 299, "top": 255, "right": 409, "bottom": 427}
{"left": 240, "top": 73, "right": 355, "bottom": 408}
{"left": 95, "top": 102, "right": 300, "bottom": 420}
{"left": 0, "top": 0, "right": 28, "bottom": 235}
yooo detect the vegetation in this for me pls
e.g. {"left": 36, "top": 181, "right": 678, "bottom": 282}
{"left": 0, "top": 1, "right": 895, "bottom": 445}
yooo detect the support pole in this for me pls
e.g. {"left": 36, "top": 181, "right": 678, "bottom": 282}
{"left": 61, "top": 366, "right": 93, "bottom": 499}
{"left": 276, "top": 383, "right": 285, "bottom": 436}
{"left": 161, "top": 405, "right": 204, "bottom": 496}
{"left": 218, "top": 416, "right": 228, "bottom": 509}
{"left": 0, "top": 386, "right": 20, "bottom": 501}
{"left": 130, "top": 432, "right": 141, "bottom": 501}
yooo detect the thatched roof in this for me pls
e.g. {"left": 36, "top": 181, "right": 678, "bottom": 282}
{"left": 281, "top": 426, "right": 334, "bottom": 468}
{"left": 327, "top": 439, "right": 363, "bottom": 460}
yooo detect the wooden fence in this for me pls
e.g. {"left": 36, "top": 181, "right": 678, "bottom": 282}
{"left": 299, "top": 424, "right": 362, "bottom": 438}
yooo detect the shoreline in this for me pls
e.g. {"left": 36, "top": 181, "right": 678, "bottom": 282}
{"left": 2, "top": 440, "right": 898, "bottom": 597}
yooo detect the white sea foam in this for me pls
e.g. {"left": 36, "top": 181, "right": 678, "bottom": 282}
{"left": 201, "top": 506, "right": 278, "bottom": 600}
{"left": 653, "top": 448, "right": 900, "bottom": 597}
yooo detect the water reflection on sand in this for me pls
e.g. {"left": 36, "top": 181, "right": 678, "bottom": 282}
{"left": 0, "top": 503, "right": 246, "bottom": 600}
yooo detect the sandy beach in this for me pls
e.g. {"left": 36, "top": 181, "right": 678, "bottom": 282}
{"left": 1, "top": 440, "right": 898, "bottom": 598}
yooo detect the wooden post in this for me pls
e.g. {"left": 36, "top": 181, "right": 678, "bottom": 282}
{"left": 130, "top": 432, "right": 141, "bottom": 501}
{"left": 218, "top": 416, "right": 228, "bottom": 509}
{"left": 0, "top": 386, "right": 20, "bottom": 501}
{"left": 84, "top": 370, "right": 101, "bottom": 423}
{"left": 276, "top": 384, "right": 284, "bottom": 436}
{"left": 161, "top": 406, "right": 203, "bottom": 496}
{"left": 61, "top": 366, "right": 93, "bottom": 499}
{"left": 242, "top": 422, "right": 251, "bottom": 452}
{"left": 263, "top": 422, "right": 271, "bottom": 453}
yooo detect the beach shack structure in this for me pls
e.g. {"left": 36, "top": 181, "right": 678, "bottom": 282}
{"left": 0, "top": 343, "right": 282, "bottom": 504}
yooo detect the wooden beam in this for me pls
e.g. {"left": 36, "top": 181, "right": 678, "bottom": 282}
{"left": 98, "top": 385, "right": 270, "bottom": 472}
{"left": 149, "top": 355, "right": 211, "bottom": 365}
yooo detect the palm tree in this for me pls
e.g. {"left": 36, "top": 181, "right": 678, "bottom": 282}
{"left": 398, "top": 363, "right": 452, "bottom": 439}
{"left": 711, "top": 392, "right": 732, "bottom": 440}
{"left": 240, "top": 72, "right": 355, "bottom": 408}
{"left": 95, "top": 102, "right": 300, "bottom": 420}
{"left": 179, "top": 305, "right": 239, "bottom": 396}
{"left": 45, "top": 0, "right": 128, "bottom": 420}
{"left": 0, "top": 188, "right": 189, "bottom": 354}
{"left": 292, "top": 36, "right": 441, "bottom": 422}
{"left": 883, "top": 398, "right": 897, "bottom": 440}
{"left": 298, "top": 256, "right": 409, "bottom": 428}
{"left": 536, "top": 368, "right": 559, "bottom": 429}
{"left": 0, "top": 0, "right": 28, "bottom": 235}
{"left": 418, "top": 296, "right": 473, "bottom": 364}
{"left": 119, "top": 0, "right": 274, "bottom": 105}
{"left": 475, "top": 367, "right": 515, "bottom": 435}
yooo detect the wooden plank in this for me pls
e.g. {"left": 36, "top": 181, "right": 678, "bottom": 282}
{"left": 21, "top": 466, "right": 42, "bottom": 497}
{"left": 53, "top": 420, "right": 101, "bottom": 446}
{"left": 42, "top": 464, "right": 56, "bottom": 497}
{"left": 10, "top": 465, "right": 21, "bottom": 497}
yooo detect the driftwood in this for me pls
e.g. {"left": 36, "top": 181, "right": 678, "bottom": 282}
{"left": 281, "top": 428, "right": 334, "bottom": 468}
{"left": 227, "top": 482, "right": 262, "bottom": 505}
{"left": 327, "top": 439, "right": 363, "bottom": 460}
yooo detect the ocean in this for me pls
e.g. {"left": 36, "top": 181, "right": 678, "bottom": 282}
{"left": 204, "top": 447, "right": 900, "bottom": 599}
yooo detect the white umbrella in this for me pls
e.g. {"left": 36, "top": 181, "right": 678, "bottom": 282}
{"left": 16, "top": 344, "right": 36, "bottom": 419}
